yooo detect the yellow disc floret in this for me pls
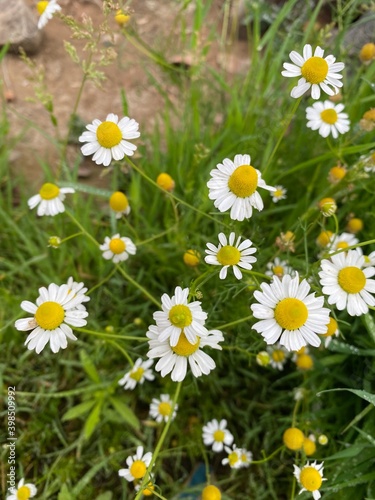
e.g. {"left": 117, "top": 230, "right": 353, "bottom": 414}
{"left": 130, "top": 367, "right": 145, "bottom": 382}
{"left": 316, "top": 230, "right": 333, "bottom": 247}
{"left": 39, "top": 182, "right": 60, "bottom": 200}
{"left": 37, "top": 1, "right": 49, "bottom": 15}
{"left": 320, "top": 108, "right": 338, "bottom": 125}
{"left": 35, "top": 301, "right": 65, "bottom": 330}
{"left": 156, "top": 173, "right": 175, "bottom": 192}
{"left": 323, "top": 317, "right": 338, "bottom": 337}
{"left": 183, "top": 249, "right": 200, "bottom": 267}
{"left": 17, "top": 485, "right": 32, "bottom": 500}
{"left": 301, "top": 57, "right": 329, "bottom": 84}
{"left": 158, "top": 401, "right": 172, "bottom": 417}
{"left": 213, "top": 430, "right": 225, "bottom": 442}
{"left": 299, "top": 466, "right": 323, "bottom": 491}
{"left": 130, "top": 460, "right": 147, "bottom": 479}
{"left": 216, "top": 245, "right": 241, "bottom": 266}
{"left": 109, "top": 191, "right": 129, "bottom": 212}
{"left": 329, "top": 165, "right": 346, "bottom": 183}
{"left": 359, "top": 43, "right": 375, "bottom": 63}
{"left": 96, "top": 121, "right": 122, "bottom": 148}
{"left": 115, "top": 9, "right": 130, "bottom": 26}
{"left": 283, "top": 427, "right": 304, "bottom": 451}
{"left": 228, "top": 165, "right": 258, "bottom": 198}
{"left": 272, "top": 349, "right": 285, "bottom": 363}
{"left": 172, "top": 332, "right": 200, "bottom": 356}
{"left": 202, "top": 484, "right": 222, "bottom": 500}
{"left": 109, "top": 238, "right": 126, "bottom": 254}
{"left": 296, "top": 354, "right": 314, "bottom": 371}
{"left": 303, "top": 437, "right": 317, "bottom": 456}
{"left": 169, "top": 305, "right": 193, "bottom": 329}
{"left": 338, "top": 267, "right": 366, "bottom": 294}
{"left": 273, "top": 265, "right": 284, "bottom": 277}
{"left": 346, "top": 218, "right": 363, "bottom": 234}
{"left": 274, "top": 298, "right": 308, "bottom": 330}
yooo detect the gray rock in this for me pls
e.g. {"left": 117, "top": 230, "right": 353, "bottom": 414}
{"left": 0, "top": 0, "right": 42, "bottom": 55}
{"left": 343, "top": 13, "right": 375, "bottom": 56}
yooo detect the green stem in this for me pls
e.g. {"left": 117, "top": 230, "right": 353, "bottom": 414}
{"left": 251, "top": 445, "right": 283, "bottom": 464}
{"left": 219, "top": 315, "right": 253, "bottom": 330}
{"left": 107, "top": 340, "right": 134, "bottom": 365}
{"left": 65, "top": 210, "right": 99, "bottom": 247}
{"left": 116, "top": 265, "right": 161, "bottom": 308}
{"left": 78, "top": 327, "right": 147, "bottom": 342}
{"left": 87, "top": 267, "right": 117, "bottom": 295}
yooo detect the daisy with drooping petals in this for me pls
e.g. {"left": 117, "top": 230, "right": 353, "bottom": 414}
{"left": 146, "top": 325, "right": 223, "bottom": 382}
{"left": 205, "top": 232, "right": 257, "bottom": 280}
{"left": 281, "top": 44, "right": 344, "bottom": 99}
{"left": 14, "top": 283, "right": 88, "bottom": 354}
{"left": 271, "top": 185, "right": 287, "bottom": 203}
{"left": 118, "top": 446, "right": 153, "bottom": 482}
{"left": 7, "top": 478, "right": 37, "bottom": 500}
{"left": 306, "top": 101, "right": 350, "bottom": 139}
{"left": 153, "top": 286, "right": 208, "bottom": 347}
{"left": 293, "top": 461, "right": 326, "bottom": 500}
{"left": 79, "top": 113, "right": 140, "bottom": 166}
{"left": 202, "top": 419, "right": 234, "bottom": 452}
{"left": 100, "top": 233, "right": 136, "bottom": 264}
{"left": 37, "top": 0, "right": 61, "bottom": 29}
{"left": 149, "top": 394, "right": 177, "bottom": 423}
{"left": 319, "top": 250, "right": 375, "bottom": 316}
{"left": 251, "top": 274, "right": 330, "bottom": 352}
{"left": 266, "top": 257, "right": 294, "bottom": 279}
{"left": 118, "top": 358, "right": 154, "bottom": 390}
{"left": 207, "top": 154, "right": 276, "bottom": 221}
{"left": 109, "top": 191, "right": 131, "bottom": 218}
{"left": 28, "top": 183, "right": 74, "bottom": 217}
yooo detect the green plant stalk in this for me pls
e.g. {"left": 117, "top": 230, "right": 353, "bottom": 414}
{"left": 78, "top": 327, "right": 147, "bottom": 342}
{"left": 115, "top": 264, "right": 161, "bottom": 308}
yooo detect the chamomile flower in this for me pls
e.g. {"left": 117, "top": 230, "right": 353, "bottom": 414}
{"left": 322, "top": 316, "right": 339, "bottom": 347}
{"left": 303, "top": 434, "right": 317, "bottom": 456}
{"left": 28, "top": 183, "right": 74, "bottom": 217}
{"left": 238, "top": 448, "right": 253, "bottom": 468}
{"left": 7, "top": 478, "right": 37, "bottom": 500}
{"left": 146, "top": 325, "right": 223, "bottom": 382}
{"left": 205, "top": 232, "right": 257, "bottom": 280}
{"left": 251, "top": 274, "right": 330, "bottom": 351}
{"left": 326, "top": 232, "right": 359, "bottom": 254}
{"left": 149, "top": 394, "right": 177, "bottom": 423}
{"left": 202, "top": 419, "right": 234, "bottom": 452}
{"left": 153, "top": 286, "right": 208, "bottom": 347}
{"left": 37, "top": 0, "right": 61, "bottom": 29}
{"left": 118, "top": 358, "right": 154, "bottom": 390}
{"left": 281, "top": 44, "right": 344, "bottom": 99}
{"left": 207, "top": 154, "right": 276, "bottom": 221}
{"left": 265, "top": 257, "right": 294, "bottom": 279}
{"left": 319, "top": 250, "right": 375, "bottom": 316}
{"left": 221, "top": 445, "right": 242, "bottom": 469}
{"left": 100, "top": 234, "right": 136, "bottom": 263}
{"left": 364, "top": 251, "right": 375, "bottom": 267}
{"left": 271, "top": 185, "right": 287, "bottom": 203}
{"left": 306, "top": 101, "right": 350, "bottom": 139}
{"left": 79, "top": 113, "right": 140, "bottom": 166}
{"left": 118, "top": 446, "right": 153, "bottom": 482}
{"left": 268, "top": 344, "right": 289, "bottom": 370}
{"left": 14, "top": 283, "right": 88, "bottom": 354}
{"left": 109, "top": 191, "right": 131, "bottom": 218}
{"left": 293, "top": 461, "right": 326, "bottom": 500}
{"left": 283, "top": 427, "right": 305, "bottom": 451}
{"left": 202, "top": 485, "right": 222, "bottom": 500}
{"left": 66, "top": 277, "right": 90, "bottom": 310}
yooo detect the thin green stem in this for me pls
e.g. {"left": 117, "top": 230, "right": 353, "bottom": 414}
{"left": 251, "top": 445, "right": 283, "bottom": 464}
{"left": 107, "top": 340, "right": 134, "bottom": 366}
{"left": 87, "top": 267, "right": 117, "bottom": 295}
{"left": 65, "top": 210, "right": 99, "bottom": 247}
{"left": 78, "top": 327, "right": 147, "bottom": 342}
{"left": 219, "top": 315, "right": 253, "bottom": 330}
{"left": 116, "top": 265, "right": 161, "bottom": 308}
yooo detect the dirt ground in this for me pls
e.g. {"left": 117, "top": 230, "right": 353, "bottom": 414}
{"left": 1, "top": 0, "right": 250, "bottom": 189}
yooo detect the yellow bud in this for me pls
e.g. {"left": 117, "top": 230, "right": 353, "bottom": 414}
{"left": 346, "top": 218, "right": 363, "bottom": 234}
{"left": 359, "top": 43, "right": 375, "bottom": 64}
{"left": 183, "top": 249, "right": 200, "bottom": 267}
{"left": 157, "top": 173, "right": 175, "bottom": 192}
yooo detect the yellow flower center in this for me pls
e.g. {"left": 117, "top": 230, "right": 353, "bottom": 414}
{"left": 360, "top": 43, "right": 375, "bottom": 62}
{"left": 320, "top": 108, "right": 338, "bottom": 125}
{"left": 169, "top": 305, "right": 193, "bottom": 329}
{"left": 228, "top": 452, "right": 239, "bottom": 467}
{"left": 213, "top": 430, "right": 225, "bottom": 442}
{"left": 130, "top": 367, "right": 145, "bottom": 382}
{"left": 272, "top": 349, "right": 285, "bottom": 362}
{"left": 183, "top": 250, "right": 200, "bottom": 267}
{"left": 228, "top": 165, "right": 258, "bottom": 198}
{"left": 296, "top": 354, "right": 314, "bottom": 370}
{"left": 96, "top": 121, "right": 122, "bottom": 148}
{"left": 274, "top": 298, "right": 308, "bottom": 330}
{"left": 35, "top": 301, "right": 65, "bottom": 330}
{"left": 39, "top": 182, "right": 60, "bottom": 200}
{"left": 109, "top": 238, "right": 126, "bottom": 254}
{"left": 115, "top": 10, "right": 130, "bottom": 26}
{"left": 299, "top": 466, "right": 322, "bottom": 491}
{"left": 37, "top": 1, "right": 49, "bottom": 15}
{"left": 363, "top": 109, "right": 375, "bottom": 121}
{"left": 156, "top": 173, "right": 175, "bottom": 191}
{"left": 329, "top": 166, "right": 346, "bottom": 181}
{"left": 130, "top": 460, "right": 147, "bottom": 479}
{"left": 323, "top": 317, "right": 338, "bottom": 337}
{"left": 109, "top": 191, "right": 129, "bottom": 212}
{"left": 303, "top": 437, "right": 317, "bottom": 456}
{"left": 338, "top": 266, "right": 366, "bottom": 294}
{"left": 17, "top": 485, "right": 32, "bottom": 500}
{"left": 301, "top": 56, "right": 329, "bottom": 84}
{"left": 273, "top": 265, "right": 284, "bottom": 277}
{"left": 316, "top": 230, "right": 333, "bottom": 247}
{"left": 172, "top": 332, "right": 200, "bottom": 356}
{"left": 283, "top": 427, "right": 304, "bottom": 451}
{"left": 202, "top": 485, "right": 222, "bottom": 500}
{"left": 216, "top": 245, "right": 241, "bottom": 266}
{"left": 158, "top": 401, "right": 172, "bottom": 417}
{"left": 347, "top": 218, "right": 363, "bottom": 234}
{"left": 336, "top": 241, "right": 349, "bottom": 250}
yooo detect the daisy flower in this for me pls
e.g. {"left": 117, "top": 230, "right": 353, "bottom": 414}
{"left": 153, "top": 286, "right": 208, "bottom": 347}
{"left": 283, "top": 427, "right": 305, "bottom": 451}
{"left": 66, "top": 276, "right": 90, "bottom": 310}
{"left": 293, "top": 461, "right": 326, "bottom": 500}
{"left": 221, "top": 445, "right": 242, "bottom": 469}
{"left": 202, "top": 419, "right": 234, "bottom": 452}
{"left": 109, "top": 191, "right": 131, "bottom": 218}
{"left": 326, "top": 232, "right": 359, "bottom": 254}
{"left": 100, "top": 234, "right": 136, "bottom": 264}
{"left": 202, "top": 485, "right": 221, "bottom": 500}
{"left": 250, "top": 273, "right": 330, "bottom": 351}
{"left": 118, "top": 358, "right": 154, "bottom": 390}
{"left": 118, "top": 446, "right": 153, "bottom": 482}
{"left": 28, "top": 183, "right": 74, "bottom": 217}
{"left": 7, "top": 478, "right": 37, "bottom": 500}
{"left": 14, "top": 283, "right": 88, "bottom": 354}
{"left": 265, "top": 257, "right": 294, "bottom": 279}
{"left": 37, "top": 0, "right": 61, "bottom": 29}
{"left": 146, "top": 325, "right": 223, "bottom": 382}
{"left": 207, "top": 154, "right": 276, "bottom": 221}
{"left": 205, "top": 232, "right": 257, "bottom": 280}
{"left": 319, "top": 250, "right": 375, "bottom": 316}
{"left": 149, "top": 394, "right": 177, "bottom": 423}
{"left": 364, "top": 251, "right": 375, "bottom": 267}
{"left": 306, "top": 101, "right": 350, "bottom": 139}
{"left": 271, "top": 185, "right": 287, "bottom": 203}
{"left": 238, "top": 448, "right": 253, "bottom": 468}
{"left": 268, "top": 344, "right": 288, "bottom": 370}
{"left": 281, "top": 44, "right": 344, "bottom": 99}
{"left": 79, "top": 113, "right": 140, "bottom": 167}
{"left": 321, "top": 316, "right": 339, "bottom": 348}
